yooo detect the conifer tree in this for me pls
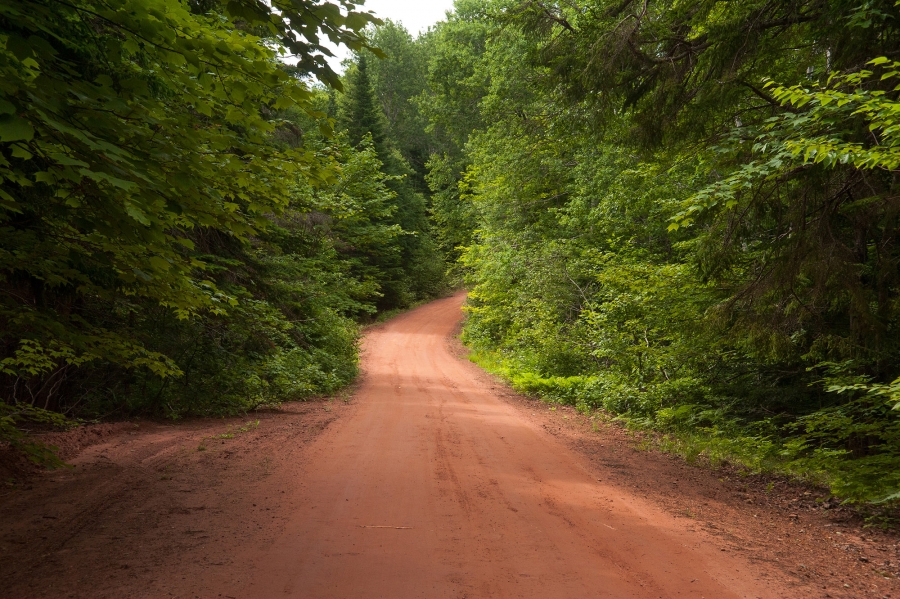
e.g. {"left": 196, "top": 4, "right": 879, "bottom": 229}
{"left": 339, "top": 54, "right": 389, "bottom": 157}
{"left": 337, "top": 50, "right": 446, "bottom": 309}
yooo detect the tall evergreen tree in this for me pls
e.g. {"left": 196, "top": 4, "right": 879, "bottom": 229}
{"left": 368, "top": 21, "right": 432, "bottom": 188}
{"left": 339, "top": 54, "right": 389, "bottom": 156}
{"left": 336, "top": 52, "right": 445, "bottom": 309}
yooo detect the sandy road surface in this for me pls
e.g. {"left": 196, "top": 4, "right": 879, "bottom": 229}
{"left": 7, "top": 292, "right": 893, "bottom": 598}
{"left": 214, "top": 292, "right": 783, "bottom": 598}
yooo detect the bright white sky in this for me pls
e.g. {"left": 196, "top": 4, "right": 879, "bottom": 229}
{"left": 362, "top": 0, "right": 456, "bottom": 35}
{"left": 324, "top": 0, "right": 456, "bottom": 69}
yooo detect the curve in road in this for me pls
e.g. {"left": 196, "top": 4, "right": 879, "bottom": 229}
{"left": 230, "top": 292, "right": 781, "bottom": 598}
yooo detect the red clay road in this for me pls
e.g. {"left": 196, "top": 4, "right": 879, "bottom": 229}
{"left": 221, "top": 292, "right": 783, "bottom": 598}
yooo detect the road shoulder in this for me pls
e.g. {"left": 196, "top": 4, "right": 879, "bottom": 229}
{"left": 448, "top": 331, "right": 900, "bottom": 599}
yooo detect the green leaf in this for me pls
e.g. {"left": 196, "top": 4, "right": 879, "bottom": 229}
{"left": 0, "top": 115, "right": 34, "bottom": 142}
{"left": 10, "top": 145, "right": 33, "bottom": 160}
{"left": 345, "top": 11, "right": 376, "bottom": 30}
{"left": 124, "top": 202, "right": 151, "bottom": 225}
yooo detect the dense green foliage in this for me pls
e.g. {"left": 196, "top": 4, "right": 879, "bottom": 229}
{"left": 336, "top": 48, "right": 445, "bottom": 307}
{"left": 4, "top": 0, "right": 900, "bottom": 505}
{"left": 405, "top": 0, "right": 900, "bottom": 503}
{"left": 0, "top": 0, "right": 447, "bottom": 447}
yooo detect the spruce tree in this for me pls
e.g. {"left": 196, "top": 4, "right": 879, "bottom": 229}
{"left": 337, "top": 51, "right": 446, "bottom": 309}
{"left": 339, "top": 53, "right": 389, "bottom": 157}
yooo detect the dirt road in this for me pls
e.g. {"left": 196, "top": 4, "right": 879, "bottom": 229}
{"left": 3, "top": 292, "right": 896, "bottom": 598}
{"left": 211, "top": 292, "right": 784, "bottom": 598}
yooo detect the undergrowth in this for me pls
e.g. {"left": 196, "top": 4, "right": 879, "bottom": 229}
{"left": 468, "top": 348, "right": 900, "bottom": 510}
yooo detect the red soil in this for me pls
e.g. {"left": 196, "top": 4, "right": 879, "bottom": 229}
{"left": 1, "top": 292, "right": 897, "bottom": 598}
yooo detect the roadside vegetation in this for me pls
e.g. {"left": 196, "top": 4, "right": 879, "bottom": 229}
{"left": 4, "top": 0, "right": 900, "bottom": 505}
{"left": 428, "top": 0, "right": 900, "bottom": 505}
{"left": 0, "top": 0, "right": 447, "bottom": 459}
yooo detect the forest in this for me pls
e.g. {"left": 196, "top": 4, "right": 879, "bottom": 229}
{"left": 2, "top": 0, "right": 900, "bottom": 505}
